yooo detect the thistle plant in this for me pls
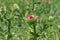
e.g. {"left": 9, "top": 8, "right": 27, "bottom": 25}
{"left": 26, "top": 0, "right": 41, "bottom": 40}
{"left": 27, "top": 14, "right": 40, "bottom": 40}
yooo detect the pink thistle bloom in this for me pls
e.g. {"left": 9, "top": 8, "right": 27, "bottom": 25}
{"left": 28, "top": 15, "right": 34, "bottom": 20}
{"left": 45, "top": 0, "right": 52, "bottom": 4}
{"left": 36, "top": 17, "right": 40, "bottom": 22}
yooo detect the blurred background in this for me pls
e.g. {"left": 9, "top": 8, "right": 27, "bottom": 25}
{"left": 0, "top": 0, "right": 60, "bottom": 40}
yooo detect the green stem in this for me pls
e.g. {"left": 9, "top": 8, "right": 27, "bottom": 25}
{"left": 32, "top": 0, "right": 34, "bottom": 11}
{"left": 7, "top": 19, "right": 11, "bottom": 40}
{"left": 32, "top": 0, "right": 37, "bottom": 40}
{"left": 33, "top": 24, "right": 37, "bottom": 40}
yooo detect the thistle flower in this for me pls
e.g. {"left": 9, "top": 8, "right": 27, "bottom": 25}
{"left": 28, "top": 15, "right": 34, "bottom": 21}
{"left": 45, "top": 0, "right": 52, "bottom": 4}
{"left": 27, "top": 15, "right": 40, "bottom": 23}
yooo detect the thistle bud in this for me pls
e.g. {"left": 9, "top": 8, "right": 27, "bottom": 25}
{"left": 36, "top": 17, "right": 40, "bottom": 22}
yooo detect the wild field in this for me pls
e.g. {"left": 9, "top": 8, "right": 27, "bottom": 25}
{"left": 0, "top": 0, "right": 60, "bottom": 40}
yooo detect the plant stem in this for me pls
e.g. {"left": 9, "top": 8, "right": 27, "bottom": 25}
{"left": 7, "top": 19, "right": 11, "bottom": 40}
{"left": 33, "top": 24, "right": 37, "bottom": 40}
{"left": 32, "top": 0, "right": 34, "bottom": 11}
{"left": 32, "top": 0, "right": 37, "bottom": 40}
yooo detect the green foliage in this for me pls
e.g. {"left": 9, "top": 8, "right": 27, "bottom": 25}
{"left": 0, "top": 0, "right": 60, "bottom": 40}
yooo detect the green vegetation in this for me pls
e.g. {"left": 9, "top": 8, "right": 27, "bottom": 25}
{"left": 0, "top": 0, "right": 60, "bottom": 40}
